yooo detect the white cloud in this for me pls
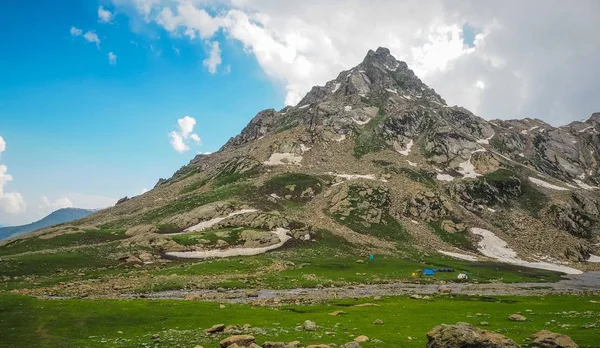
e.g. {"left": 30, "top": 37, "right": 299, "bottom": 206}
{"left": 476, "top": 80, "right": 485, "bottom": 89}
{"left": 70, "top": 26, "right": 83, "bottom": 36}
{"left": 39, "top": 196, "right": 74, "bottom": 210}
{"left": 140, "top": 188, "right": 149, "bottom": 194}
{"left": 169, "top": 116, "right": 201, "bottom": 152}
{"left": 83, "top": 31, "right": 101, "bottom": 47}
{"left": 203, "top": 40, "right": 222, "bottom": 74}
{"left": 63, "top": 192, "right": 117, "bottom": 209}
{"left": 0, "top": 137, "right": 27, "bottom": 215}
{"left": 190, "top": 133, "right": 201, "bottom": 144}
{"left": 108, "top": 52, "right": 118, "bottom": 65}
{"left": 113, "top": 0, "right": 600, "bottom": 124}
{"left": 98, "top": 6, "right": 115, "bottom": 23}
{"left": 169, "top": 131, "right": 189, "bottom": 152}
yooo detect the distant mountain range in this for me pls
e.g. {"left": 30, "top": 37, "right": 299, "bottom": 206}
{"left": 0, "top": 208, "right": 96, "bottom": 241}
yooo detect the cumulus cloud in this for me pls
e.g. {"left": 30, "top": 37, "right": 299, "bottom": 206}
{"left": 39, "top": 196, "right": 74, "bottom": 210}
{"left": 98, "top": 6, "right": 115, "bottom": 23}
{"left": 169, "top": 116, "right": 201, "bottom": 152}
{"left": 112, "top": 0, "right": 600, "bottom": 125}
{"left": 0, "top": 137, "right": 27, "bottom": 215}
{"left": 108, "top": 52, "right": 118, "bottom": 65}
{"left": 83, "top": 31, "right": 101, "bottom": 47}
{"left": 203, "top": 41, "right": 222, "bottom": 74}
{"left": 70, "top": 26, "right": 83, "bottom": 36}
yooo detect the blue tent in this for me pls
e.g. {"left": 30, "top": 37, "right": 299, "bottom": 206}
{"left": 423, "top": 269, "right": 435, "bottom": 276}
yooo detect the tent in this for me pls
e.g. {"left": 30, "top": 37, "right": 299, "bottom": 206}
{"left": 423, "top": 269, "right": 435, "bottom": 276}
{"left": 457, "top": 273, "right": 469, "bottom": 280}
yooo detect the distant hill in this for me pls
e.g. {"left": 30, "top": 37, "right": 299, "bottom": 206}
{"left": 0, "top": 208, "right": 95, "bottom": 241}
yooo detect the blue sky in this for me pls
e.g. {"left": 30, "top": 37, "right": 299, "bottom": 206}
{"left": 0, "top": 1, "right": 283, "bottom": 225}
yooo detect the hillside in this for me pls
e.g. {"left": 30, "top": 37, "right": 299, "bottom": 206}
{"left": 1, "top": 47, "right": 599, "bottom": 300}
{"left": 0, "top": 208, "right": 95, "bottom": 241}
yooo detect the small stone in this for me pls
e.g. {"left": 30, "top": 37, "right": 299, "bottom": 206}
{"left": 509, "top": 314, "right": 527, "bottom": 322}
{"left": 356, "top": 260, "right": 364, "bottom": 264}
{"left": 373, "top": 319, "right": 384, "bottom": 325}
{"left": 329, "top": 310, "right": 346, "bottom": 316}
{"left": 341, "top": 342, "right": 361, "bottom": 348}
{"left": 354, "top": 335, "right": 369, "bottom": 343}
{"left": 303, "top": 320, "right": 318, "bottom": 331}
{"left": 151, "top": 334, "right": 160, "bottom": 340}
{"left": 480, "top": 321, "right": 489, "bottom": 326}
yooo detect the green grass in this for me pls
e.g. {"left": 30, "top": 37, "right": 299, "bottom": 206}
{"left": 1, "top": 293, "right": 598, "bottom": 348}
{"left": 353, "top": 108, "right": 388, "bottom": 158}
{"left": 428, "top": 221, "right": 476, "bottom": 251}
{"left": 396, "top": 167, "right": 437, "bottom": 188}
{"left": 0, "top": 246, "right": 120, "bottom": 277}
{"left": 171, "top": 228, "right": 247, "bottom": 247}
{"left": 0, "top": 229, "right": 127, "bottom": 257}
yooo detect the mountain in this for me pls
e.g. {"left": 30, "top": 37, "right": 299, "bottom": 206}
{"left": 2, "top": 47, "right": 599, "bottom": 275}
{"left": 0, "top": 208, "right": 95, "bottom": 241}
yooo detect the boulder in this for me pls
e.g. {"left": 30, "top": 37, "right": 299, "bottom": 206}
{"left": 220, "top": 335, "right": 256, "bottom": 348}
{"left": 427, "top": 322, "right": 519, "bottom": 348}
{"left": 341, "top": 342, "right": 361, "bottom": 348}
{"left": 530, "top": 330, "right": 579, "bottom": 348}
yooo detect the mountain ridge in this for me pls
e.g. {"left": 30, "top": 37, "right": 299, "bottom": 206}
{"left": 0, "top": 208, "right": 95, "bottom": 241}
{"left": 2, "top": 47, "right": 599, "bottom": 276}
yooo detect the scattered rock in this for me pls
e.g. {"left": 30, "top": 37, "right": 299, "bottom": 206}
{"left": 354, "top": 335, "right": 369, "bottom": 343}
{"left": 480, "top": 321, "right": 490, "bottom": 326}
{"left": 530, "top": 330, "right": 579, "bottom": 348}
{"left": 427, "top": 322, "right": 519, "bottom": 348}
{"left": 205, "top": 324, "right": 226, "bottom": 334}
{"left": 373, "top": 319, "right": 384, "bottom": 325}
{"left": 306, "top": 345, "right": 330, "bottom": 348}
{"left": 219, "top": 335, "right": 256, "bottom": 348}
{"left": 329, "top": 310, "right": 346, "bottom": 316}
{"left": 341, "top": 342, "right": 361, "bottom": 348}
{"left": 438, "top": 285, "right": 452, "bottom": 294}
{"left": 509, "top": 314, "right": 527, "bottom": 322}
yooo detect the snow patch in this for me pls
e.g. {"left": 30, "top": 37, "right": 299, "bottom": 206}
{"left": 587, "top": 255, "right": 600, "bottom": 263}
{"left": 458, "top": 157, "right": 482, "bottom": 179}
{"left": 396, "top": 139, "right": 413, "bottom": 156}
{"left": 329, "top": 173, "right": 377, "bottom": 181}
{"left": 384, "top": 63, "right": 398, "bottom": 71}
{"left": 574, "top": 179, "right": 596, "bottom": 190}
{"left": 438, "top": 250, "right": 479, "bottom": 262}
{"left": 571, "top": 140, "right": 577, "bottom": 144}
{"left": 411, "top": 220, "right": 420, "bottom": 225}
{"left": 470, "top": 228, "right": 582, "bottom": 274}
{"left": 166, "top": 228, "right": 291, "bottom": 259}
{"left": 487, "top": 208, "right": 497, "bottom": 213}
{"left": 263, "top": 153, "right": 303, "bottom": 166}
{"left": 518, "top": 153, "right": 525, "bottom": 157}
{"left": 406, "top": 160, "right": 418, "bottom": 167}
{"left": 579, "top": 126, "right": 594, "bottom": 133}
{"left": 401, "top": 95, "right": 412, "bottom": 100}
{"left": 528, "top": 177, "right": 569, "bottom": 191}
{"left": 436, "top": 173, "right": 455, "bottom": 182}
{"left": 385, "top": 88, "right": 398, "bottom": 94}
{"left": 300, "top": 144, "right": 311, "bottom": 153}
{"left": 344, "top": 105, "right": 352, "bottom": 111}
{"left": 476, "top": 133, "right": 495, "bottom": 145}
{"left": 331, "top": 82, "right": 341, "bottom": 94}
{"left": 298, "top": 104, "right": 310, "bottom": 109}
{"left": 182, "top": 209, "right": 259, "bottom": 233}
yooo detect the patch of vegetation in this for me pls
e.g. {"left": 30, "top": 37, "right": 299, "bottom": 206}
{"left": 2, "top": 293, "right": 598, "bottom": 348}
{"left": 179, "top": 178, "right": 209, "bottom": 194}
{"left": 171, "top": 228, "right": 246, "bottom": 247}
{"left": 429, "top": 220, "right": 476, "bottom": 251}
{"left": 483, "top": 169, "right": 547, "bottom": 218}
{"left": 142, "top": 183, "right": 251, "bottom": 223}
{"left": 155, "top": 224, "right": 184, "bottom": 235}
{"left": 262, "top": 173, "right": 323, "bottom": 203}
{"left": 397, "top": 167, "right": 437, "bottom": 188}
{"left": 353, "top": 107, "right": 388, "bottom": 158}
{"left": 0, "top": 229, "right": 127, "bottom": 257}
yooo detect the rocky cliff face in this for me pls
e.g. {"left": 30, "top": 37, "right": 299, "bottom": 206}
{"left": 7, "top": 47, "right": 599, "bottom": 272}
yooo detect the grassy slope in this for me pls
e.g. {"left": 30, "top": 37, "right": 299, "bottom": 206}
{"left": 1, "top": 293, "right": 599, "bottom": 348}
